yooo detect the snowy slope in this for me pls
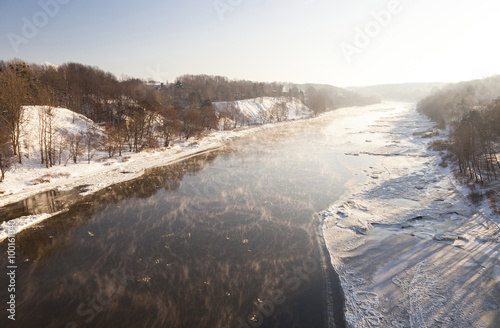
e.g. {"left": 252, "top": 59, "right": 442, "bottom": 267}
{"left": 0, "top": 102, "right": 326, "bottom": 242}
{"left": 20, "top": 105, "right": 103, "bottom": 156}
{"left": 21, "top": 105, "right": 102, "bottom": 136}
{"left": 214, "top": 97, "right": 312, "bottom": 124}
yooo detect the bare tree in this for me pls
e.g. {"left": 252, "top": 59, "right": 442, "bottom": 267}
{"left": 0, "top": 123, "right": 12, "bottom": 181}
{"left": 37, "top": 103, "right": 56, "bottom": 168}
{"left": 65, "top": 132, "right": 83, "bottom": 164}
{"left": 182, "top": 109, "right": 204, "bottom": 139}
{"left": 104, "top": 125, "right": 119, "bottom": 157}
{"left": 219, "top": 102, "right": 243, "bottom": 129}
{"left": 0, "top": 62, "right": 32, "bottom": 163}
{"left": 126, "top": 107, "right": 148, "bottom": 152}
{"left": 56, "top": 128, "right": 68, "bottom": 165}
{"left": 157, "top": 105, "right": 180, "bottom": 147}
{"left": 257, "top": 110, "right": 270, "bottom": 124}
{"left": 116, "top": 121, "right": 128, "bottom": 156}
{"left": 83, "top": 123, "right": 99, "bottom": 163}
{"left": 270, "top": 102, "right": 288, "bottom": 122}
{"left": 200, "top": 99, "right": 218, "bottom": 131}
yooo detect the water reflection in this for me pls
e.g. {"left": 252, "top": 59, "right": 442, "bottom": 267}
{"left": 0, "top": 188, "right": 82, "bottom": 221}
{"left": 0, "top": 115, "right": 366, "bottom": 328}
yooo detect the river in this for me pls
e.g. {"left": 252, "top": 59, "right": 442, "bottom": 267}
{"left": 0, "top": 103, "right": 399, "bottom": 328}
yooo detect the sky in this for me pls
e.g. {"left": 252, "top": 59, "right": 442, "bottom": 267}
{"left": 0, "top": 0, "right": 499, "bottom": 87}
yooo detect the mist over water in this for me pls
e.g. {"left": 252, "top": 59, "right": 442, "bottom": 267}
{"left": 0, "top": 106, "right": 386, "bottom": 328}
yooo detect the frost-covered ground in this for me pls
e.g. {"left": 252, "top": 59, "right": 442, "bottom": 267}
{"left": 320, "top": 103, "right": 500, "bottom": 327}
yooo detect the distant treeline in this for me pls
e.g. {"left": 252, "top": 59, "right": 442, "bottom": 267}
{"left": 163, "top": 75, "right": 380, "bottom": 114}
{"left": 0, "top": 59, "right": 378, "bottom": 181}
{"left": 417, "top": 76, "right": 500, "bottom": 183}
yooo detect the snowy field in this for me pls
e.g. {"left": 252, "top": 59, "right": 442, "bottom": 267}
{"left": 320, "top": 103, "right": 500, "bottom": 327}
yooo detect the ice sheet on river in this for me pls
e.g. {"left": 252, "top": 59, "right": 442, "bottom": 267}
{"left": 321, "top": 103, "right": 500, "bottom": 328}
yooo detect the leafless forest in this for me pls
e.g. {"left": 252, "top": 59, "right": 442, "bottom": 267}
{"left": 0, "top": 59, "right": 378, "bottom": 181}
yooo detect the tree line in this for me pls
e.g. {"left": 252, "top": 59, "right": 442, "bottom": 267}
{"left": 0, "top": 59, "right": 379, "bottom": 182}
{"left": 417, "top": 80, "right": 500, "bottom": 183}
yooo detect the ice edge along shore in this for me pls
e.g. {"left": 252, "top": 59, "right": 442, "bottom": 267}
{"left": 0, "top": 104, "right": 339, "bottom": 241}
{"left": 321, "top": 103, "right": 500, "bottom": 328}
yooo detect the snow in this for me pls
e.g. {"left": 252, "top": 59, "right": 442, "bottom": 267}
{"left": 0, "top": 211, "right": 67, "bottom": 242}
{"left": 214, "top": 96, "right": 312, "bottom": 124}
{"left": 22, "top": 105, "right": 99, "bottom": 137}
{"left": 0, "top": 101, "right": 317, "bottom": 239}
{"left": 320, "top": 103, "right": 500, "bottom": 328}
{"left": 1, "top": 99, "right": 316, "bottom": 208}
{"left": 2, "top": 102, "right": 499, "bottom": 326}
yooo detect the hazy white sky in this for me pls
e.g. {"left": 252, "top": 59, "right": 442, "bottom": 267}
{"left": 1, "top": 0, "right": 498, "bottom": 87}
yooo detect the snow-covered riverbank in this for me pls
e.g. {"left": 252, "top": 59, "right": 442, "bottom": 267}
{"left": 0, "top": 105, "right": 332, "bottom": 241}
{"left": 321, "top": 103, "right": 500, "bottom": 327}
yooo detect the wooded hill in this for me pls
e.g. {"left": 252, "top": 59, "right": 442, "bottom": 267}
{"left": 0, "top": 59, "right": 379, "bottom": 181}
{"left": 417, "top": 75, "right": 500, "bottom": 183}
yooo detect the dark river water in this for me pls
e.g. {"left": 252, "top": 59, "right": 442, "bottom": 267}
{"left": 0, "top": 108, "right": 379, "bottom": 328}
